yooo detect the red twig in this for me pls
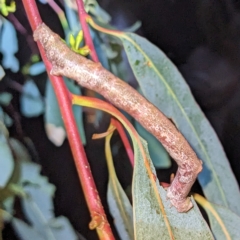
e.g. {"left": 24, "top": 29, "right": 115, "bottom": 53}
{"left": 8, "top": 14, "right": 38, "bottom": 54}
{"left": 21, "top": 1, "right": 114, "bottom": 239}
{"left": 111, "top": 118, "right": 134, "bottom": 166}
{"left": 75, "top": 0, "right": 99, "bottom": 62}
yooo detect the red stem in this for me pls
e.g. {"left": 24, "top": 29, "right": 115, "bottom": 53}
{"left": 47, "top": 0, "right": 63, "bottom": 15}
{"left": 75, "top": 0, "right": 99, "bottom": 62}
{"left": 21, "top": 1, "right": 114, "bottom": 239}
{"left": 111, "top": 118, "right": 134, "bottom": 166}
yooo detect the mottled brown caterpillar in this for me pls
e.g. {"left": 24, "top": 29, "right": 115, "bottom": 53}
{"left": 33, "top": 23, "right": 202, "bottom": 212}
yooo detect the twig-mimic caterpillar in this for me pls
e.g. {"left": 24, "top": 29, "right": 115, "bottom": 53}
{"left": 34, "top": 23, "right": 202, "bottom": 212}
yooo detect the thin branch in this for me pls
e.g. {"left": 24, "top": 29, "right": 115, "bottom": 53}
{"left": 22, "top": 1, "right": 115, "bottom": 238}
{"left": 76, "top": 0, "right": 99, "bottom": 62}
{"left": 46, "top": 0, "right": 69, "bottom": 30}
{"left": 111, "top": 118, "right": 134, "bottom": 167}
{"left": 33, "top": 23, "right": 203, "bottom": 212}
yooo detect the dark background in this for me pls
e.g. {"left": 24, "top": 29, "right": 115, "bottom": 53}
{"left": 2, "top": 0, "right": 240, "bottom": 239}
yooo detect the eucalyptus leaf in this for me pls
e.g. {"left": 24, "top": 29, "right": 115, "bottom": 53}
{"left": 38, "top": 0, "right": 47, "bottom": 4}
{"left": 0, "top": 106, "right": 13, "bottom": 127}
{"left": 88, "top": 3, "right": 111, "bottom": 24}
{"left": 0, "top": 92, "right": 12, "bottom": 106}
{"left": 44, "top": 78, "right": 86, "bottom": 146}
{"left": 19, "top": 162, "right": 55, "bottom": 201}
{"left": 29, "top": 62, "right": 46, "bottom": 76}
{"left": 0, "top": 131, "right": 14, "bottom": 188}
{"left": 0, "top": 65, "right": 5, "bottom": 80}
{"left": 93, "top": 32, "right": 110, "bottom": 70}
{"left": 48, "top": 216, "right": 78, "bottom": 240}
{"left": 201, "top": 200, "right": 240, "bottom": 240}
{"left": 207, "top": 204, "right": 240, "bottom": 240}
{"left": 123, "top": 21, "right": 142, "bottom": 33}
{"left": 20, "top": 79, "right": 44, "bottom": 117}
{"left": 0, "top": 18, "right": 19, "bottom": 72}
{"left": 134, "top": 121, "right": 171, "bottom": 169}
{"left": 3, "top": 113, "right": 13, "bottom": 127}
{"left": 9, "top": 138, "right": 32, "bottom": 162}
{"left": 21, "top": 197, "right": 57, "bottom": 240}
{"left": 118, "top": 32, "right": 240, "bottom": 213}
{"left": 0, "top": 208, "right": 12, "bottom": 222}
{"left": 3, "top": 196, "right": 15, "bottom": 214}
{"left": 64, "top": 1, "right": 80, "bottom": 33}
{"left": 107, "top": 180, "right": 134, "bottom": 240}
{"left": 12, "top": 218, "right": 45, "bottom": 240}
{"left": 15, "top": 162, "right": 78, "bottom": 240}
{"left": 105, "top": 128, "right": 134, "bottom": 240}
{"left": 132, "top": 138, "right": 214, "bottom": 239}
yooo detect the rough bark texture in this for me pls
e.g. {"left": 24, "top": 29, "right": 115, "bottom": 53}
{"left": 33, "top": 23, "right": 202, "bottom": 212}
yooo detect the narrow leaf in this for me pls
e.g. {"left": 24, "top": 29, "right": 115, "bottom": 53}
{"left": 0, "top": 130, "right": 14, "bottom": 188}
{"left": 194, "top": 194, "right": 240, "bottom": 240}
{"left": 117, "top": 32, "right": 240, "bottom": 213}
{"left": 0, "top": 106, "right": 13, "bottom": 127}
{"left": 64, "top": 0, "right": 80, "bottom": 33}
{"left": 0, "top": 65, "right": 5, "bottom": 80}
{"left": 16, "top": 161, "right": 78, "bottom": 240}
{"left": 0, "top": 18, "right": 19, "bottom": 72}
{"left": 0, "top": 92, "right": 12, "bottom": 106}
{"left": 9, "top": 138, "right": 32, "bottom": 162}
{"left": 134, "top": 121, "right": 171, "bottom": 168}
{"left": 19, "top": 162, "right": 56, "bottom": 222}
{"left": 133, "top": 138, "right": 214, "bottom": 240}
{"left": 45, "top": 78, "right": 86, "bottom": 146}
{"left": 20, "top": 79, "right": 44, "bottom": 117}
{"left": 9, "top": 143, "right": 79, "bottom": 238}
{"left": 12, "top": 218, "right": 44, "bottom": 240}
{"left": 29, "top": 62, "right": 46, "bottom": 76}
{"left": 48, "top": 216, "right": 78, "bottom": 240}
{"left": 105, "top": 124, "right": 134, "bottom": 240}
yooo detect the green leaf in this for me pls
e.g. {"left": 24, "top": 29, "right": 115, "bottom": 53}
{"left": 44, "top": 78, "right": 86, "bottom": 146}
{"left": 208, "top": 206, "right": 240, "bottom": 240}
{"left": 2, "top": 196, "right": 15, "bottom": 214}
{"left": 133, "top": 138, "right": 214, "bottom": 240}
{"left": 9, "top": 138, "right": 31, "bottom": 162}
{"left": 0, "top": 209, "right": 12, "bottom": 222}
{"left": 0, "top": 65, "right": 5, "bottom": 80}
{"left": 194, "top": 194, "right": 240, "bottom": 240}
{"left": 0, "top": 18, "right": 19, "bottom": 72}
{"left": 19, "top": 163, "right": 55, "bottom": 238}
{"left": 12, "top": 217, "right": 45, "bottom": 240}
{"left": 0, "top": 106, "right": 13, "bottom": 127}
{"left": 13, "top": 162, "right": 78, "bottom": 240}
{"left": 85, "top": 0, "right": 111, "bottom": 24}
{"left": 19, "top": 162, "right": 55, "bottom": 202}
{"left": 69, "top": 34, "right": 75, "bottom": 48}
{"left": 64, "top": 1, "right": 81, "bottom": 33}
{"left": 118, "top": 32, "right": 240, "bottom": 214}
{"left": 0, "top": 130, "right": 14, "bottom": 188}
{"left": 134, "top": 121, "right": 171, "bottom": 169}
{"left": 105, "top": 126, "right": 134, "bottom": 240}
{"left": 0, "top": 92, "right": 12, "bottom": 106}
{"left": 20, "top": 79, "right": 44, "bottom": 117}
{"left": 48, "top": 216, "right": 78, "bottom": 240}
{"left": 29, "top": 62, "right": 46, "bottom": 76}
